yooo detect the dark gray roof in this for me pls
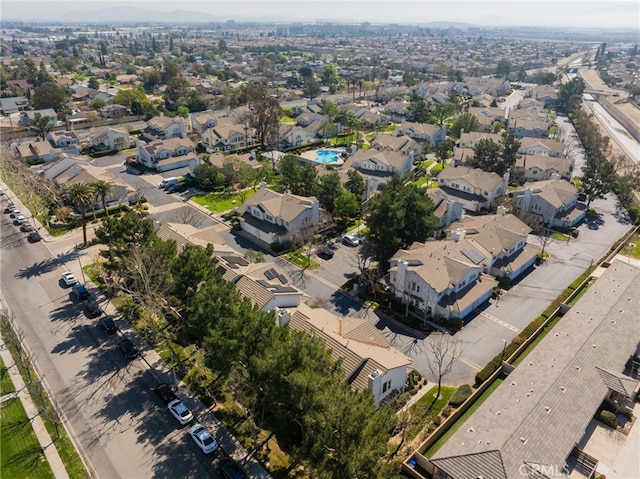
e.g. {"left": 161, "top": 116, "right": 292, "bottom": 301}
{"left": 432, "top": 260, "right": 640, "bottom": 479}
{"left": 596, "top": 367, "right": 639, "bottom": 398}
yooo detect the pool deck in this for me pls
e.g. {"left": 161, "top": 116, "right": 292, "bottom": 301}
{"left": 299, "top": 148, "right": 345, "bottom": 166}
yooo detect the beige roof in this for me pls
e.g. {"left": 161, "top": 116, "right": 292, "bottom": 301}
{"left": 438, "top": 166, "right": 503, "bottom": 192}
{"left": 514, "top": 180, "right": 578, "bottom": 209}
{"left": 370, "top": 133, "right": 417, "bottom": 154}
{"left": 288, "top": 303, "right": 412, "bottom": 390}
{"left": 156, "top": 222, "right": 236, "bottom": 255}
{"left": 16, "top": 140, "right": 55, "bottom": 158}
{"left": 459, "top": 131, "right": 501, "bottom": 147}
{"left": 238, "top": 188, "right": 317, "bottom": 224}
{"left": 349, "top": 148, "right": 410, "bottom": 171}
{"left": 454, "top": 213, "right": 531, "bottom": 255}
{"left": 147, "top": 115, "right": 182, "bottom": 130}
{"left": 397, "top": 121, "right": 441, "bottom": 137}
{"left": 514, "top": 154, "right": 570, "bottom": 174}
{"left": 518, "top": 137, "right": 564, "bottom": 155}
{"left": 54, "top": 162, "right": 134, "bottom": 194}
{"left": 432, "top": 261, "right": 640, "bottom": 479}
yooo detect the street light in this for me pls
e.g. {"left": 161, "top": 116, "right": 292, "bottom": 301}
{"left": 500, "top": 339, "right": 507, "bottom": 364}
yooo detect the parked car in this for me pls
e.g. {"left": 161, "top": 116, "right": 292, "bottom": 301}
{"left": 189, "top": 423, "right": 219, "bottom": 454}
{"left": 153, "top": 383, "right": 178, "bottom": 406}
{"left": 168, "top": 399, "right": 194, "bottom": 425}
{"left": 217, "top": 457, "right": 248, "bottom": 479}
{"left": 342, "top": 234, "right": 360, "bottom": 247}
{"left": 98, "top": 316, "right": 117, "bottom": 334}
{"left": 316, "top": 243, "right": 335, "bottom": 259}
{"left": 117, "top": 338, "right": 140, "bottom": 359}
{"left": 71, "top": 284, "right": 90, "bottom": 300}
{"left": 20, "top": 223, "right": 34, "bottom": 232}
{"left": 13, "top": 215, "right": 27, "bottom": 225}
{"left": 61, "top": 271, "right": 78, "bottom": 286}
{"left": 28, "top": 231, "right": 42, "bottom": 243}
{"left": 9, "top": 208, "right": 20, "bottom": 218}
{"left": 86, "top": 299, "right": 102, "bottom": 317}
{"left": 168, "top": 182, "right": 188, "bottom": 193}
{"left": 158, "top": 177, "right": 178, "bottom": 189}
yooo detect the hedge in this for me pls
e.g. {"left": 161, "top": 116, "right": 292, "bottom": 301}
{"left": 597, "top": 410, "right": 617, "bottom": 429}
{"left": 89, "top": 149, "right": 118, "bottom": 158}
{"left": 449, "top": 384, "right": 472, "bottom": 407}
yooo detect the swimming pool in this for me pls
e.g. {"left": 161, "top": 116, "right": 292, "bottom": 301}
{"left": 314, "top": 149, "right": 344, "bottom": 164}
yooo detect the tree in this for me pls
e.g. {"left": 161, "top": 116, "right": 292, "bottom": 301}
{"left": 302, "top": 77, "right": 321, "bottom": 100}
{"left": 435, "top": 138, "right": 455, "bottom": 162}
{"left": 92, "top": 180, "right": 114, "bottom": 217}
{"left": 557, "top": 77, "right": 585, "bottom": 114}
{"left": 430, "top": 102, "right": 458, "bottom": 126}
{"left": 164, "top": 76, "right": 189, "bottom": 110}
{"left": 366, "top": 176, "right": 439, "bottom": 264}
{"left": 450, "top": 113, "right": 481, "bottom": 138}
{"left": 31, "top": 82, "right": 67, "bottom": 111}
{"left": 141, "top": 70, "right": 161, "bottom": 92}
{"left": 581, "top": 156, "right": 616, "bottom": 207}
{"left": 425, "top": 334, "right": 463, "bottom": 413}
{"left": 161, "top": 57, "right": 182, "bottom": 84}
{"left": 87, "top": 77, "right": 100, "bottom": 90}
{"left": 500, "top": 130, "right": 521, "bottom": 174}
{"left": 333, "top": 190, "right": 360, "bottom": 223}
{"left": 299, "top": 66, "right": 313, "bottom": 80}
{"left": 317, "top": 172, "right": 342, "bottom": 213}
{"left": 321, "top": 64, "right": 339, "bottom": 89}
{"left": 27, "top": 112, "right": 54, "bottom": 141}
{"left": 250, "top": 93, "right": 282, "bottom": 150}
{"left": 407, "top": 97, "right": 430, "bottom": 124}
{"left": 65, "top": 182, "right": 95, "bottom": 246}
{"left": 468, "top": 138, "right": 503, "bottom": 174}
{"left": 495, "top": 58, "right": 512, "bottom": 78}
{"left": 345, "top": 169, "right": 366, "bottom": 200}
{"left": 113, "top": 89, "right": 148, "bottom": 109}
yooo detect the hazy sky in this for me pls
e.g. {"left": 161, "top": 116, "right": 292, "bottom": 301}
{"left": 2, "top": 1, "right": 639, "bottom": 29}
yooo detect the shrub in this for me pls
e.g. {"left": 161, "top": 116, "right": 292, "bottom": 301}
{"left": 597, "top": 410, "right": 617, "bottom": 429}
{"left": 442, "top": 406, "right": 452, "bottom": 418}
{"left": 449, "top": 384, "right": 473, "bottom": 407}
{"left": 432, "top": 415, "right": 443, "bottom": 426}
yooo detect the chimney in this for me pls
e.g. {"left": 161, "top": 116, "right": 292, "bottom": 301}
{"left": 451, "top": 228, "right": 465, "bottom": 242}
{"left": 497, "top": 205, "right": 507, "bottom": 216}
{"left": 274, "top": 307, "right": 291, "bottom": 328}
{"left": 72, "top": 165, "right": 81, "bottom": 177}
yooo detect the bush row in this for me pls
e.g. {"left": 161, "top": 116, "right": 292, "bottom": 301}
{"left": 449, "top": 384, "right": 472, "bottom": 407}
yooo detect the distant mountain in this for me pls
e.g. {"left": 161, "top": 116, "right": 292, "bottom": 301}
{"left": 420, "top": 21, "right": 477, "bottom": 28}
{"left": 56, "top": 7, "right": 221, "bottom": 23}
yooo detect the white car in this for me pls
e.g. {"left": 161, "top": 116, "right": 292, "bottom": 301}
{"left": 168, "top": 399, "right": 193, "bottom": 425}
{"left": 61, "top": 271, "right": 78, "bottom": 286}
{"left": 14, "top": 215, "right": 27, "bottom": 225}
{"left": 189, "top": 423, "right": 219, "bottom": 454}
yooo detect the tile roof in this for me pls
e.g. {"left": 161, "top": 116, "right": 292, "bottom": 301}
{"left": 238, "top": 188, "right": 317, "bottom": 224}
{"left": 431, "top": 260, "right": 640, "bottom": 479}
{"left": 438, "top": 166, "right": 503, "bottom": 193}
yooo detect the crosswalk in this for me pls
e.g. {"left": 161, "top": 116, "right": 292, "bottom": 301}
{"left": 475, "top": 308, "right": 522, "bottom": 333}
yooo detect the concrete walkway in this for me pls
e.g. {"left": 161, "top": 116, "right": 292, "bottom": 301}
{"left": 0, "top": 338, "right": 70, "bottom": 479}
{"left": 399, "top": 382, "right": 435, "bottom": 413}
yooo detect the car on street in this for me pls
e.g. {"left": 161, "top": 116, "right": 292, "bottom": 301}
{"left": 13, "top": 215, "right": 27, "bottom": 225}
{"left": 9, "top": 208, "right": 20, "bottom": 218}
{"left": 86, "top": 299, "right": 102, "bottom": 317}
{"left": 168, "top": 182, "right": 188, "bottom": 193}
{"left": 71, "top": 283, "right": 90, "bottom": 300}
{"left": 98, "top": 316, "right": 117, "bottom": 334}
{"left": 189, "top": 423, "right": 219, "bottom": 454}
{"left": 117, "top": 338, "right": 140, "bottom": 359}
{"left": 20, "top": 223, "right": 34, "bottom": 232}
{"left": 341, "top": 234, "right": 360, "bottom": 247}
{"left": 61, "top": 271, "right": 78, "bottom": 286}
{"left": 217, "top": 457, "right": 248, "bottom": 479}
{"left": 153, "top": 383, "right": 178, "bottom": 406}
{"left": 168, "top": 399, "right": 194, "bottom": 425}
{"left": 28, "top": 231, "right": 42, "bottom": 243}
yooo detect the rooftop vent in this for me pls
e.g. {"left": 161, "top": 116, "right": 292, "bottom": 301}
{"left": 468, "top": 427, "right": 475, "bottom": 433}
{"left": 560, "top": 386, "right": 566, "bottom": 393}
{"left": 545, "top": 406, "right": 552, "bottom": 414}
{"left": 520, "top": 437, "right": 528, "bottom": 445}
{"left": 575, "top": 366, "right": 582, "bottom": 371}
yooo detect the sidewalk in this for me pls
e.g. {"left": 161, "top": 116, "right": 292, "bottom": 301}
{"left": 0, "top": 338, "right": 70, "bottom": 479}
{"left": 399, "top": 382, "right": 435, "bottom": 413}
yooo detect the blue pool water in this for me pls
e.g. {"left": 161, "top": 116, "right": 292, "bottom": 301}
{"left": 314, "top": 149, "right": 343, "bottom": 164}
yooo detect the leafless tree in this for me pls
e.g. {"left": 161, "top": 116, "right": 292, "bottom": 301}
{"left": 425, "top": 334, "right": 463, "bottom": 413}
{"left": 171, "top": 207, "right": 204, "bottom": 228}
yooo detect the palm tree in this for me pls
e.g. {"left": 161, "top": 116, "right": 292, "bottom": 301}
{"left": 92, "top": 180, "right": 114, "bottom": 217}
{"left": 66, "top": 182, "right": 95, "bottom": 246}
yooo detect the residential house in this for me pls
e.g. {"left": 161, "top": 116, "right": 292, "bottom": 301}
{"left": 449, "top": 210, "right": 538, "bottom": 280}
{"left": 136, "top": 137, "right": 199, "bottom": 172}
{"left": 18, "top": 109, "right": 59, "bottom": 127}
{"left": 512, "top": 179, "right": 586, "bottom": 228}
{"left": 436, "top": 166, "right": 508, "bottom": 212}
{"left": 452, "top": 147, "right": 475, "bottom": 167}
{"left": 279, "top": 124, "right": 315, "bottom": 149}
{"left": 190, "top": 111, "right": 221, "bottom": 134}
{"left": 359, "top": 110, "right": 387, "bottom": 129}
{"left": 427, "top": 189, "right": 464, "bottom": 230}
{"left": 396, "top": 122, "right": 447, "bottom": 148}
{"left": 533, "top": 84, "right": 558, "bottom": 106}
{"left": 427, "top": 260, "right": 640, "bottom": 479}
{"left": 15, "top": 140, "right": 58, "bottom": 163}
{"left": 0, "top": 96, "right": 29, "bottom": 114}
{"left": 370, "top": 133, "right": 420, "bottom": 157}
{"left": 142, "top": 116, "right": 187, "bottom": 141}
{"left": 512, "top": 154, "right": 572, "bottom": 183}
{"left": 508, "top": 117, "right": 550, "bottom": 138}
{"left": 277, "top": 303, "right": 413, "bottom": 407}
{"left": 155, "top": 222, "right": 237, "bottom": 257}
{"left": 98, "top": 104, "right": 130, "bottom": 119}
{"left": 467, "top": 106, "right": 506, "bottom": 132}
{"left": 346, "top": 148, "right": 414, "bottom": 180}
{"left": 295, "top": 112, "right": 329, "bottom": 127}
{"left": 46, "top": 161, "right": 136, "bottom": 209}
{"left": 458, "top": 131, "right": 501, "bottom": 149}
{"left": 518, "top": 137, "right": 564, "bottom": 158}
{"left": 388, "top": 239, "right": 496, "bottom": 320}
{"left": 46, "top": 130, "right": 80, "bottom": 148}
{"left": 237, "top": 186, "right": 322, "bottom": 244}
{"left": 84, "top": 127, "right": 133, "bottom": 152}
{"left": 201, "top": 118, "right": 247, "bottom": 152}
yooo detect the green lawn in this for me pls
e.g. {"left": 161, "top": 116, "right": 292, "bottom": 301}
{"left": 191, "top": 189, "right": 256, "bottom": 213}
{"left": 280, "top": 115, "right": 296, "bottom": 126}
{"left": 425, "top": 379, "right": 504, "bottom": 458}
{"left": 551, "top": 231, "right": 571, "bottom": 241}
{"left": 406, "top": 386, "right": 456, "bottom": 441}
{"left": 0, "top": 398, "right": 56, "bottom": 479}
{"left": 283, "top": 250, "right": 319, "bottom": 269}
{"left": 430, "top": 162, "right": 448, "bottom": 176}
{"left": 0, "top": 356, "right": 15, "bottom": 395}
{"left": 621, "top": 233, "right": 640, "bottom": 260}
